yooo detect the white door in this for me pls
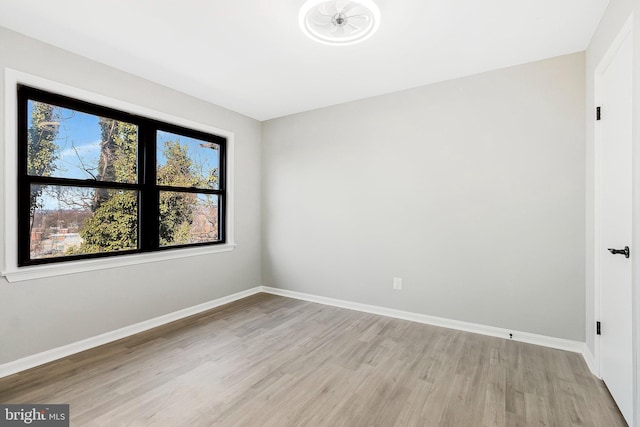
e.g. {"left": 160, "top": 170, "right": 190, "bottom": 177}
{"left": 598, "top": 29, "right": 634, "bottom": 426}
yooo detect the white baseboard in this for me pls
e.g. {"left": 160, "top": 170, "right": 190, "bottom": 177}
{"left": 1, "top": 285, "right": 599, "bottom": 380}
{"left": 260, "top": 286, "right": 592, "bottom": 362}
{"left": 0, "top": 286, "right": 262, "bottom": 379}
{"left": 581, "top": 345, "right": 599, "bottom": 378}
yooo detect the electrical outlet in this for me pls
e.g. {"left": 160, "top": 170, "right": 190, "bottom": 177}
{"left": 393, "top": 277, "right": 402, "bottom": 290}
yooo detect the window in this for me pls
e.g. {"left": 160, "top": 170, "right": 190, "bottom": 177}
{"left": 17, "top": 86, "right": 226, "bottom": 266}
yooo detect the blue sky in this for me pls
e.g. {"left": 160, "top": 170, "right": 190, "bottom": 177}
{"left": 29, "top": 101, "right": 220, "bottom": 210}
{"left": 28, "top": 100, "right": 104, "bottom": 181}
{"left": 28, "top": 101, "right": 220, "bottom": 184}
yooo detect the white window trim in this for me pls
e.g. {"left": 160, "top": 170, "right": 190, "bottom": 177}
{"left": 2, "top": 69, "right": 236, "bottom": 283}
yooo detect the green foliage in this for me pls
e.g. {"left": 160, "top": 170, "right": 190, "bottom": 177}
{"left": 159, "top": 191, "right": 196, "bottom": 246}
{"left": 69, "top": 133, "right": 207, "bottom": 254}
{"left": 158, "top": 141, "right": 200, "bottom": 246}
{"left": 28, "top": 102, "right": 59, "bottom": 177}
{"left": 93, "top": 119, "right": 137, "bottom": 209}
{"left": 157, "top": 140, "right": 200, "bottom": 187}
{"left": 109, "top": 120, "right": 137, "bottom": 183}
{"left": 28, "top": 102, "right": 59, "bottom": 225}
{"left": 71, "top": 119, "right": 139, "bottom": 254}
{"left": 76, "top": 190, "right": 138, "bottom": 252}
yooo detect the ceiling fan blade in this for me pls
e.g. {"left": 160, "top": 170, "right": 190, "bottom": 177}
{"left": 346, "top": 22, "right": 361, "bottom": 32}
{"left": 312, "top": 20, "right": 333, "bottom": 27}
{"left": 346, "top": 13, "right": 370, "bottom": 22}
{"left": 340, "top": 2, "right": 358, "bottom": 14}
{"left": 312, "top": 15, "right": 333, "bottom": 25}
{"left": 331, "top": 25, "right": 345, "bottom": 36}
{"left": 320, "top": 2, "right": 339, "bottom": 16}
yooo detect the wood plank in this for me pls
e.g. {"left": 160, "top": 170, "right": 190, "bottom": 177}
{"left": 0, "top": 293, "right": 628, "bottom": 426}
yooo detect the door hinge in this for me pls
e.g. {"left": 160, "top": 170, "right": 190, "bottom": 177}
{"left": 596, "top": 106, "right": 601, "bottom": 121}
{"left": 596, "top": 321, "right": 601, "bottom": 335}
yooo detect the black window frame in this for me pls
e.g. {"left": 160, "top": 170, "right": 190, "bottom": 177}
{"left": 17, "top": 85, "right": 226, "bottom": 267}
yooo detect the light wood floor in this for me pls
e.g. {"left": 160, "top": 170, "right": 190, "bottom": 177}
{"left": 0, "top": 293, "right": 627, "bottom": 426}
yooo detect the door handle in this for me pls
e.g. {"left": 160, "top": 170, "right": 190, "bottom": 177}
{"left": 607, "top": 246, "right": 630, "bottom": 258}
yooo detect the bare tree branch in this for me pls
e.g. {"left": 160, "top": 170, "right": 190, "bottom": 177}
{"left": 71, "top": 143, "right": 97, "bottom": 180}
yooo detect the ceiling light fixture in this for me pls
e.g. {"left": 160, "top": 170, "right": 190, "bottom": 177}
{"left": 299, "top": 0, "right": 381, "bottom": 46}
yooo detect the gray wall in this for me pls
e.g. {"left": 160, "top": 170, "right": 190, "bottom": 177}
{"left": 0, "top": 28, "right": 262, "bottom": 364}
{"left": 262, "top": 53, "right": 586, "bottom": 341}
{"left": 0, "top": 24, "right": 591, "bottom": 365}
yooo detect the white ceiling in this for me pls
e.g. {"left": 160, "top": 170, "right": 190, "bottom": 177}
{"left": 0, "top": 0, "right": 609, "bottom": 121}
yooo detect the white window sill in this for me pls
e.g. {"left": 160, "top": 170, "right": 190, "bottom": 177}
{"left": 1, "top": 243, "right": 236, "bottom": 283}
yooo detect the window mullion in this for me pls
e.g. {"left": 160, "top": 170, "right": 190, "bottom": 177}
{"left": 24, "top": 176, "right": 141, "bottom": 191}
{"left": 154, "top": 186, "right": 224, "bottom": 195}
{"left": 219, "top": 136, "right": 226, "bottom": 244}
{"left": 139, "top": 121, "right": 159, "bottom": 251}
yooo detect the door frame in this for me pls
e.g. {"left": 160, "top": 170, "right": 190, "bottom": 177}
{"left": 593, "top": 13, "right": 637, "bottom": 426}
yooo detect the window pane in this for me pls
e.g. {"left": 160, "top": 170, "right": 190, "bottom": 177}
{"left": 27, "top": 100, "right": 138, "bottom": 183}
{"left": 159, "top": 192, "right": 219, "bottom": 246}
{"left": 156, "top": 130, "right": 220, "bottom": 190}
{"left": 29, "top": 184, "right": 138, "bottom": 259}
